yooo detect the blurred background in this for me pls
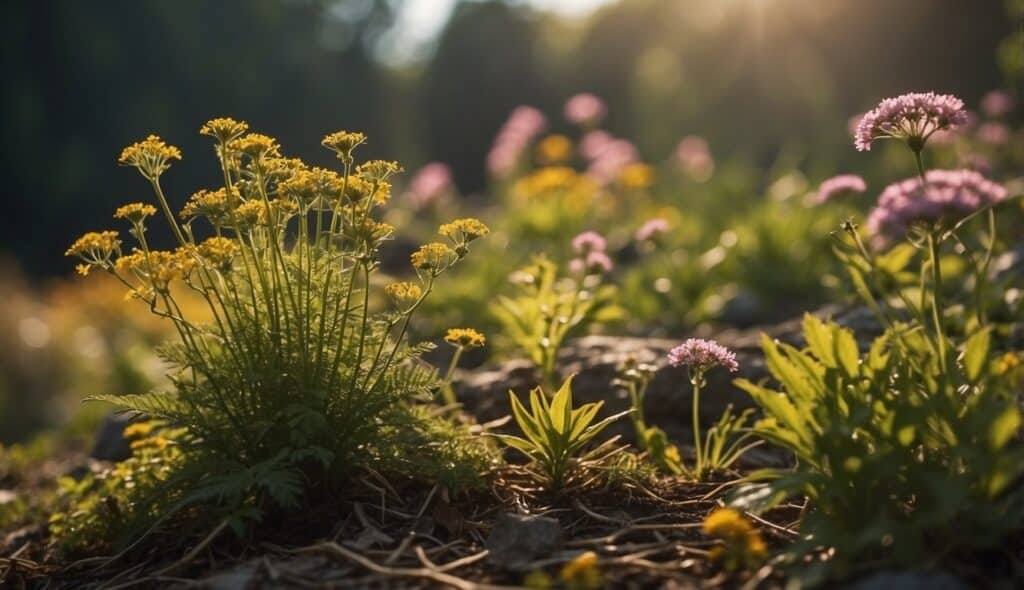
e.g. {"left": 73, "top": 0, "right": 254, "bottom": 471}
{"left": 0, "top": 0, "right": 1019, "bottom": 443}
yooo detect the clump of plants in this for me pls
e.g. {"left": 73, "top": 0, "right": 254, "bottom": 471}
{"left": 61, "top": 121, "right": 493, "bottom": 548}
{"left": 734, "top": 93, "right": 1024, "bottom": 576}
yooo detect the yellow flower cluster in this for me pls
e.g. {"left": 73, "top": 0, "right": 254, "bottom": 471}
{"left": 536, "top": 134, "right": 573, "bottom": 165}
{"left": 444, "top": 328, "right": 486, "bottom": 349}
{"left": 321, "top": 130, "right": 367, "bottom": 161}
{"left": 114, "top": 202, "right": 158, "bottom": 223}
{"left": 123, "top": 421, "right": 156, "bottom": 439}
{"left": 384, "top": 282, "right": 423, "bottom": 309}
{"left": 229, "top": 133, "right": 280, "bottom": 160}
{"left": 196, "top": 237, "right": 238, "bottom": 270}
{"left": 180, "top": 188, "right": 240, "bottom": 222}
{"left": 231, "top": 199, "right": 298, "bottom": 227}
{"left": 116, "top": 250, "right": 194, "bottom": 290}
{"left": 559, "top": 551, "right": 602, "bottom": 590}
{"left": 118, "top": 135, "right": 182, "bottom": 180}
{"left": 199, "top": 117, "right": 249, "bottom": 143}
{"left": 513, "top": 167, "right": 597, "bottom": 207}
{"left": 66, "top": 231, "right": 121, "bottom": 259}
{"left": 357, "top": 160, "right": 403, "bottom": 184}
{"left": 619, "top": 162, "right": 654, "bottom": 190}
{"left": 411, "top": 242, "right": 457, "bottom": 275}
{"left": 702, "top": 508, "right": 767, "bottom": 571}
{"left": 278, "top": 169, "right": 320, "bottom": 205}
{"left": 439, "top": 218, "right": 491, "bottom": 244}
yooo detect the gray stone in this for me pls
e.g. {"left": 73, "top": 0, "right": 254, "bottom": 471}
{"left": 485, "top": 513, "right": 565, "bottom": 570}
{"left": 89, "top": 412, "right": 140, "bottom": 461}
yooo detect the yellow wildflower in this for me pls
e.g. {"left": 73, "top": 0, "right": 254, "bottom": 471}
{"left": 384, "top": 282, "right": 423, "bottom": 309}
{"left": 114, "top": 203, "right": 157, "bottom": 224}
{"left": 702, "top": 508, "right": 753, "bottom": 541}
{"left": 411, "top": 242, "right": 457, "bottom": 275}
{"left": 321, "top": 130, "right": 367, "bottom": 161}
{"left": 229, "top": 133, "right": 280, "bottom": 160}
{"left": 536, "top": 134, "right": 573, "bottom": 164}
{"left": 357, "top": 160, "right": 403, "bottom": 184}
{"left": 130, "top": 436, "right": 170, "bottom": 451}
{"left": 439, "top": 218, "right": 491, "bottom": 244}
{"left": 196, "top": 237, "right": 238, "bottom": 271}
{"left": 444, "top": 328, "right": 486, "bottom": 349}
{"left": 233, "top": 200, "right": 264, "bottom": 227}
{"left": 996, "top": 352, "right": 1021, "bottom": 376}
{"left": 123, "top": 421, "right": 155, "bottom": 439}
{"left": 118, "top": 135, "right": 182, "bottom": 179}
{"left": 559, "top": 551, "right": 602, "bottom": 590}
{"left": 278, "top": 169, "right": 320, "bottom": 205}
{"left": 66, "top": 231, "right": 121, "bottom": 259}
{"left": 619, "top": 162, "right": 654, "bottom": 190}
{"left": 199, "top": 117, "right": 249, "bottom": 143}
{"left": 180, "top": 188, "right": 240, "bottom": 222}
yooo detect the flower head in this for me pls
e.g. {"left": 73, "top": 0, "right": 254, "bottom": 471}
{"left": 816, "top": 174, "right": 867, "bottom": 204}
{"left": 384, "top": 282, "right": 423, "bottom": 310}
{"left": 321, "top": 130, "right": 367, "bottom": 162}
{"left": 668, "top": 338, "right": 739, "bottom": 374}
{"left": 411, "top": 242, "right": 458, "bottom": 275}
{"left": 981, "top": 90, "right": 1014, "bottom": 118}
{"left": 635, "top": 218, "right": 670, "bottom": 242}
{"left": 118, "top": 135, "right": 182, "bottom": 179}
{"left": 536, "top": 134, "right": 573, "bottom": 164}
{"left": 66, "top": 231, "right": 121, "bottom": 273}
{"left": 619, "top": 163, "right": 654, "bottom": 190}
{"left": 114, "top": 202, "right": 158, "bottom": 224}
{"left": 571, "top": 231, "right": 607, "bottom": 255}
{"left": 487, "top": 106, "right": 547, "bottom": 177}
{"left": 977, "top": 122, "right": 1010, "bottom": 146}
{"left": 855, "top": 92, "right": 969, "bottom": 152}
{"left": 199, "top": 117, "right": 249, "bottom": 144}
{"left": 865, "top": 169, "right": 1007, "bottom": 243}
{"left": 702, "top": 508, "right": 767, "bottom": 571}
{"left": 404, "top": 162, "right": 453, "bottom": 209}
{"left": 564, "top": 93, "right": 607, "bottom": 126}
{"left": 195, "top": 237, "right": 238, "bottom": 271}
{"left": 439, "top": 218, "right": 490, "bottom": 245}
{"left": 444, "top": 328, "right": 486, "bottom": 349}
{"left": 181, "top": 188, "right": 241, "bottom": 223}
{"left": 559, "top": 551, "right": 602, "bottom": 589}
{"left": 229, "top": 133, "right": 280, "bottom": 161}
{"left": 357, "top": 160, "right": 403, "bottom": 184}
{"left": 676, "top": 136, "right": 714, "bottom": 182}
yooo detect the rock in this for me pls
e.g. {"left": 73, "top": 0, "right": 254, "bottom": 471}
{"left": 90, "top": 412, "right": 140, "bottom": 462}
{"left": 456, "top": 304, "right": 879, "bottom": 444}
{"left": 842, "top": 570, "right": 969, "bottom": 590}
{"left": 485, "top": 513, "right": 565, "bottom": 570}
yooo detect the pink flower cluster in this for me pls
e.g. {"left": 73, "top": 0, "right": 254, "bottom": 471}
{"left": 487, "top": 106, "right": 548, "bottom": 177}
{"left": 635, "top": 218, "right": 669, "bottom": 242}
{"left": 569, "top": 231, "right": 613, "bottom": 275}
{"left": 667, "top": 338, "right": 739, "bottom": 374}
{"left": 579, "top": 130, "right": 639, "bottom": 186}
{"left": 855, "top": 92, "right": 969, "bottom": 151}
{"left": 981, "top": 90, "right": 1014, "bottom": 118}
{"left": 564, "top": 93, "right": 607, "bottom": 126}
{"left": 866, "top": 169, "right": 1007, "bottom": 242}
{"left": 676, "top": 136, "right": 715, "bottom": 181}
{"left": 403, "top": 162, "right": 452, "bottom": 209}
{"left": 816, "top": 174, "right": 867, "bottom": 204}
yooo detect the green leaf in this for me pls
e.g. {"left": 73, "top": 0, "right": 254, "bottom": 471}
{"left": 962, "top": 327, "right": 991, "bottom": 384}
{"left": 989, "top": 405, "right": 1021, "bottom": 451}
{"left": 803, "top": 314, "right": 836, "bottom": 367}
{"left": 549, "top": 374, "right": 575, "bottom": 434}
{"left": 833, "top": 325, "right": 860, "bottom": 377}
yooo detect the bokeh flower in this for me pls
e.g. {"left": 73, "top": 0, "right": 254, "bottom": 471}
{"left": 487, "top": 106, "right": 547, "bottom": 177}
{"left": 403, "top": 162, "right": 452, "bottom": 209}
{"left": 564, "top": 93, "right": 607, "bottom": 126}
{"left": 816, "top": 174, "right": 867, "bottom": 204}
{"left": 854, "top": 92, "right": 969, "bottom": 152}
{"left": 635, "top": 218, "right": 669, "bottom": 242}
{"left": 977, "top": 122, "right": 1010, "bottom": 146}
{"left": 866, "top": 169, "right": 1007, "bottom": 243}
{"left": 675, "top": 136, "right": 714, "bottom": 182}
{"left": 571, "top": 231, "right": 607, "bottom": 254}
{"left": 536, "top": 134, "right": 573, "bottom": 164}
{"left": 668, "top": 338, "right": 739, "bottom": 374}
{"left": 619, "top": 162, "right": 654, "bottom": 190}
{"left": 981, "top": 90, "right": 1014, "bottom": 118}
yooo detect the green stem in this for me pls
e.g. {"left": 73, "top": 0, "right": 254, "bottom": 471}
{"left": 927, "top": 231, "right": 948, "bottom": 373}
{"left": 440, "top": 346, "right": 464, "bottom": 406}
{"left": 691, "top": 374, "right": 704, "bottom": 480}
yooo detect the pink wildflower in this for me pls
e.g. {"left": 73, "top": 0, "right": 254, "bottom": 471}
{"left": 668, "top": 338, "right": 739, "bottom": 374}
{"left": 855, "top": 92, "right": 969, "bottom": 152}
{"left": 572, "top": 231, "right": 607, "bottom": 254}
{"left": 816, "top": 174, "right": 867, "bottom": 204}
{"left": 404, "top": 162, "right": 452, "bottom": 209}
{"left": 676, "top": 136, "right": 715, "bottom": 181}
{"left": 977, "top": 122, "right": 1010, "bottom": 146}
{"left": 981, "top": 90, "right": 1014, "bottom": 118}
{"left": 487, "top": 106, "right": 548, "bottom": 177}
{"left": 635, "top": 218, "right": 670, "bottom": 242}
{"left": 564, "top": 93, "right": 607, "bottom": 126}
{"left": 865, "top": 169, "right": 1007, "bottom": 242}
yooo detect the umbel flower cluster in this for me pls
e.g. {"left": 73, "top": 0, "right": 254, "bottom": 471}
{"left": 66, "top": 119, "right": 489, "bottom": 511}
{"left": 866, "top": 169, "right": 1007, "bottom": 241}
{"left": 854, "top": 92, "right": 969, "bottom": 152}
